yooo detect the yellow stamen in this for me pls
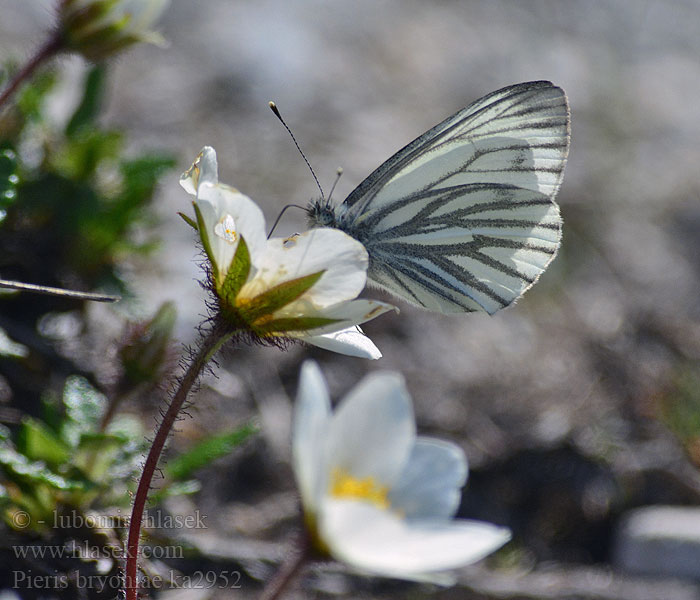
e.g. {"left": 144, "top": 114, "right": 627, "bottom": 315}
{"left": 329, "top": 467, "right": 390, "bottom": 510}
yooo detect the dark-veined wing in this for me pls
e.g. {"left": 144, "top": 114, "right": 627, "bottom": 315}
{"left": 338, "top": 80, "right": 569, "bottom": 314}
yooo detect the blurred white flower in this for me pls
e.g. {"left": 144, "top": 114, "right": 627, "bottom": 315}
{"left": 58, "top": 0, "right": 169, "bottom": 61}
{"left": 293, "top": 361, "right": 511, "bottom": 583}
{"left": 180, "top": 147, "right": 397, "bottom": 359}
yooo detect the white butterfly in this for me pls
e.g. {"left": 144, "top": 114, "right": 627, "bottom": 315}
{"left": 308, "top": 81, "right": 570, "bottom": 315}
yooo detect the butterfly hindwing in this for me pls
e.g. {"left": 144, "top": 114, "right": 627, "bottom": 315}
{"left": 310, "top": 80, "right": 570, "bottom": 314}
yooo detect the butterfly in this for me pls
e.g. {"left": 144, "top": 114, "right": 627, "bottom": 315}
{"left": 307, "top": 80, "right": 570, "bottom": 315}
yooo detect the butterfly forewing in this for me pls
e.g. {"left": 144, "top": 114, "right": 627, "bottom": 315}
{"left": 312, "top": 81, "right": 570, "bottom": 314}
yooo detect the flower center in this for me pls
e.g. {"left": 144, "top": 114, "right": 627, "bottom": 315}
{"left": 214, "top": 214, "right": 237, "bottom": 244}
{"left": 329, "top": 467, "right": 389, "bottom": 510}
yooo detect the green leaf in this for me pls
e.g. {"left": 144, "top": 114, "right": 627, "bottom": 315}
{"left": 239, "top": 270, "right": 325, "bottom": 323}
{"left": 165, "top": 422, "right": 258, "bottom": 481}
{"left": 117, "top": 154, "right": 176, "bottom": 214}
{"left": 219, "top": 235, "right": 251, "bottom": 300}
{"left": 105, "top": 413, "right": 145, "bottom": 440}
{"left": 150, "top": 479, "right": 201, "bottom": 504}
{"left": 53, "top": 129, "right": 123, "bottom": 180}
{"left": 0, "top": 444, "right": 81, "bottom": 491}
{"left": 16, "top": 418, "right": 70, "bottom": 466}
{"left": 66, "top": 66, "right": 106, "bottom": 138}
{"left": 61, "top": 376, "right": 107, "bottom": 446}
{"left": 15, "top": 69, "right": 56, "bottom": 122}
{"left": 74, "top": 433, "right": 127, "bottom": 481}
{"left": 40, "top": 395, "right": 63, "bottom": 435}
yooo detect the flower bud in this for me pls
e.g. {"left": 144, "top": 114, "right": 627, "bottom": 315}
{"left": 58, "top": 0, "right": 169, "bottom": 62}
{"left": 118, "top": 301, "right": 177, "bottom": 389}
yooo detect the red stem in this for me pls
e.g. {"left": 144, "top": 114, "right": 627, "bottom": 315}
{"left": 259, "top": 532, "right": 313, "bottom": 600}
{"left": 123, "top": 325, "right": 233, "bottom": 600}
{"left": 0, "top": 34, "right": 63, "bottom": 110}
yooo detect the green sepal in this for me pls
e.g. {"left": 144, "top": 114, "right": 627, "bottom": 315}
{"left": 256, "top": 316, "right": 342, "bottom": 335}
{"left": 238, "top": 270, "right": 325, "bottom": 323}
{"left": 62, "top": 0, "right": 118, "bottom": 33}
{"left": 178, "top": 211, "right": 198, "bottom": 231}
{"left": 192, "top": 200, "right": 217, "bottom": 277}
{"left": 73, "top": 28, "right": 136, "bottom": 63}
{"left": 219, "top": 235, "right": 251, "bottom": 300}
{"left": 62, "top": 1, "right": 135, "bottom": 61}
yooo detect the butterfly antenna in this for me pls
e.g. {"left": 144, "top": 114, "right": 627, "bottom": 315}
{"left": 267, "top": 203, "right": 307, "bottom": 238}
{"left": 269, "top": 101, "right": 325, "bottom": 200}
{"left": 327, "top": 167, "right": 343, "bottom": 202}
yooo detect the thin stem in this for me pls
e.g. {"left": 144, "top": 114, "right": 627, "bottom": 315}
{"left": 0, "top": 33, "right": 63, "bottom": 110}
{"left": 99, "top": 384, "right": 127, "bottom": 433}
{"left": 259, "top": 532, "right": 313, "bottom": 600}
{"left": 123, "top": 323, "right": 235, "bottom": 600}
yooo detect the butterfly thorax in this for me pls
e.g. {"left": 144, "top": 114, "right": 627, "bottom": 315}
{"left": 307, "top": 198, "right": 341, "bottom": 228}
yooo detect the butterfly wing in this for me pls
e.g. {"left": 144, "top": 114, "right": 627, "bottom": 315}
{"left": 336, "top": 80, "right": 569, "bottom": 314}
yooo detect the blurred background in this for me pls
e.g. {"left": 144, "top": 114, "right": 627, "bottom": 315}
{"left": 1, "top": 1, "right": 700, "bottom": 599}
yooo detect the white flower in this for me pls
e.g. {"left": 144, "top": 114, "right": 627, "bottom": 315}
{"left": 180, "top": 147, "right": 397, "bottom": 359}
{"left": 293, "top": 361, "right": 511, "bottom": 583}
{"left": 59, "top": 0, "right": 169, "bottom": 61}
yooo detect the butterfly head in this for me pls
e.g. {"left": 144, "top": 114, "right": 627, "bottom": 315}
{"left": 307, "top": 198, "right": 339, "bottom": 229}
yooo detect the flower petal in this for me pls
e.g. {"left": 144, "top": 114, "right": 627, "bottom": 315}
{"left": 327, "top": 373, "right": 414, "bottom": 487}
{"left": 180, "top": 146, "right": 219, "bottom": 195}
{"left": 242, "top": 229, "right": 367, "bottom": 308}
{"left": 320, "top": 500, "right": 511, "bottom": 582}
{"left": 196, "top": 182, "right": 267, "bottom": 279}
{"left": 388, "top": 438, "right": 467, "bottom": 520}
{"left": 299, "top": 326, "right": 383, "bottom": 360}
{"left": 293, "top": 361, "right": 332, "bottom": 514}
{"left": 280, "top": 299, "right": 397, "bottom": 336}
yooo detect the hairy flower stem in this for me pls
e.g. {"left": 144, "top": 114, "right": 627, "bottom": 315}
{"left": 0, "top": 34, "right": 63, "bottom": 110}
{"left": 259, "top": 532, "right": 313, "bottom": 600}
{"left": 124, "top": 323, "right": 235, "bottom": 600}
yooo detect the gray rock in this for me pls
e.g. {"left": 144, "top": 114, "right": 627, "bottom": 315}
{"left": 614, "top": 506, "right": 700, "bottom": 580}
